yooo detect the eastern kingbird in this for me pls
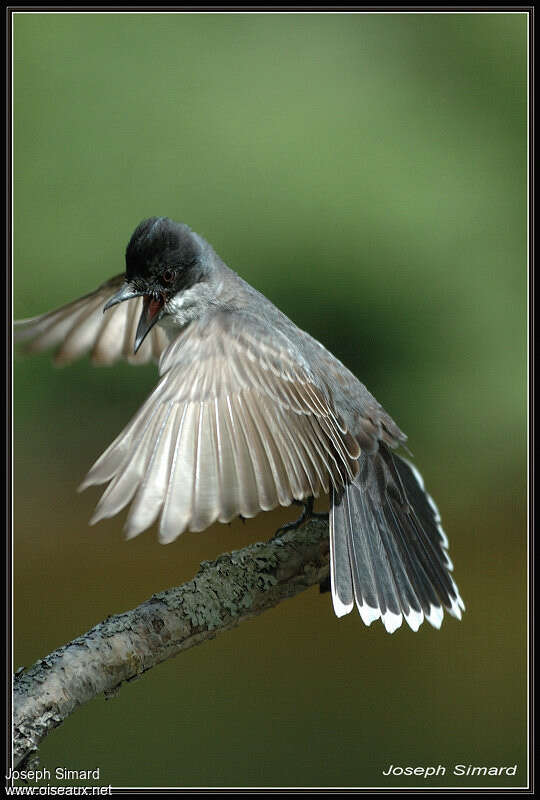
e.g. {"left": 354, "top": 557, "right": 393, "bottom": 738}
{"left": 15, "top": 217, "right": 465, "bottom": 633}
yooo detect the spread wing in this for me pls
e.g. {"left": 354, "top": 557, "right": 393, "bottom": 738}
{"left": 14, "top": 274, "right": 169, "bottom": 366}
{"left": 80, "top": 310, "right": 361, "bottom": 542}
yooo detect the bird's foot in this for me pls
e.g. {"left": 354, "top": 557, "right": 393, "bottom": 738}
{"left": 271, "top": 498, "right": 328, "bottom": 540}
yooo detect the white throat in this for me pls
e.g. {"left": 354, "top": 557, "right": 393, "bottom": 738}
{"left": 159, "top": 280, "right": 220, "bottom": 338}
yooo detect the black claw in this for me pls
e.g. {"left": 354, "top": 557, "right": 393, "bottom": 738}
{"left": 271, "top": 497, "right": 316, "bottom": 539}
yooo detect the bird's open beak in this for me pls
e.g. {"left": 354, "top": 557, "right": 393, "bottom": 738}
{"left": 103, "top": 283, "right": 143, "bottom": 312}
{"left": 103, "top": 283, "right": 164, "bottom": 354}
{"left": 134, "top": 294, "right": 165, "bottom": 353}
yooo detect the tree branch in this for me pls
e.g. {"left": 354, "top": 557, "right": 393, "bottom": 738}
{"left": 13, "top": 518, "right": 330, "bottom": 768}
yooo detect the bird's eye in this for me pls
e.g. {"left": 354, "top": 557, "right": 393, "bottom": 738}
{"left": 162, "top": 269, "right": 175, "bottom": 284}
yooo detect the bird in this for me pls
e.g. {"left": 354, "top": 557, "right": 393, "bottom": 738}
{"left": 15, "top": 216, "right": 465, "bottom": 633}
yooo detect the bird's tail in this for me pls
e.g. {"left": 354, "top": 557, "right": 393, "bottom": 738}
{"left": 329, "top": 446, "right": 465, "bottom": 632}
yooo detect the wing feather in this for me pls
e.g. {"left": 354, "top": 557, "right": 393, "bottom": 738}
{"left": 125, "top": 403, "right": 176, "bottom": 537}
{"left": 159, "top": 403, "right": 198, "bottom": 542}
{"left": 15, "top": 275, "right": 169, "bottom": 366}
{"left": 82, "top": 310, "right": 361, "bottom": 539}
{"left": 191, "top": 402, "right": 221, "bottom": 532}
{"left": 214, "top": 396, "right": 242, "bottom": 522}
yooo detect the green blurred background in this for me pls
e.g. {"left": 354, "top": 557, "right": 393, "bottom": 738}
{"left": 13, "top": 12, "right": 527, "bottom": 789}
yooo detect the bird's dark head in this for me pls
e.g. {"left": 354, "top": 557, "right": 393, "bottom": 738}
{"left": 125, "top": 217, "right": 202, "bottom": 290}
{"left": 104, "top": 217, "right": 206, "bottom": 352}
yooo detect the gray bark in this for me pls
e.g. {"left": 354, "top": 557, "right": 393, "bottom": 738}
{"left": 13, "top": 519, "right": 330, "bottom": 768}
